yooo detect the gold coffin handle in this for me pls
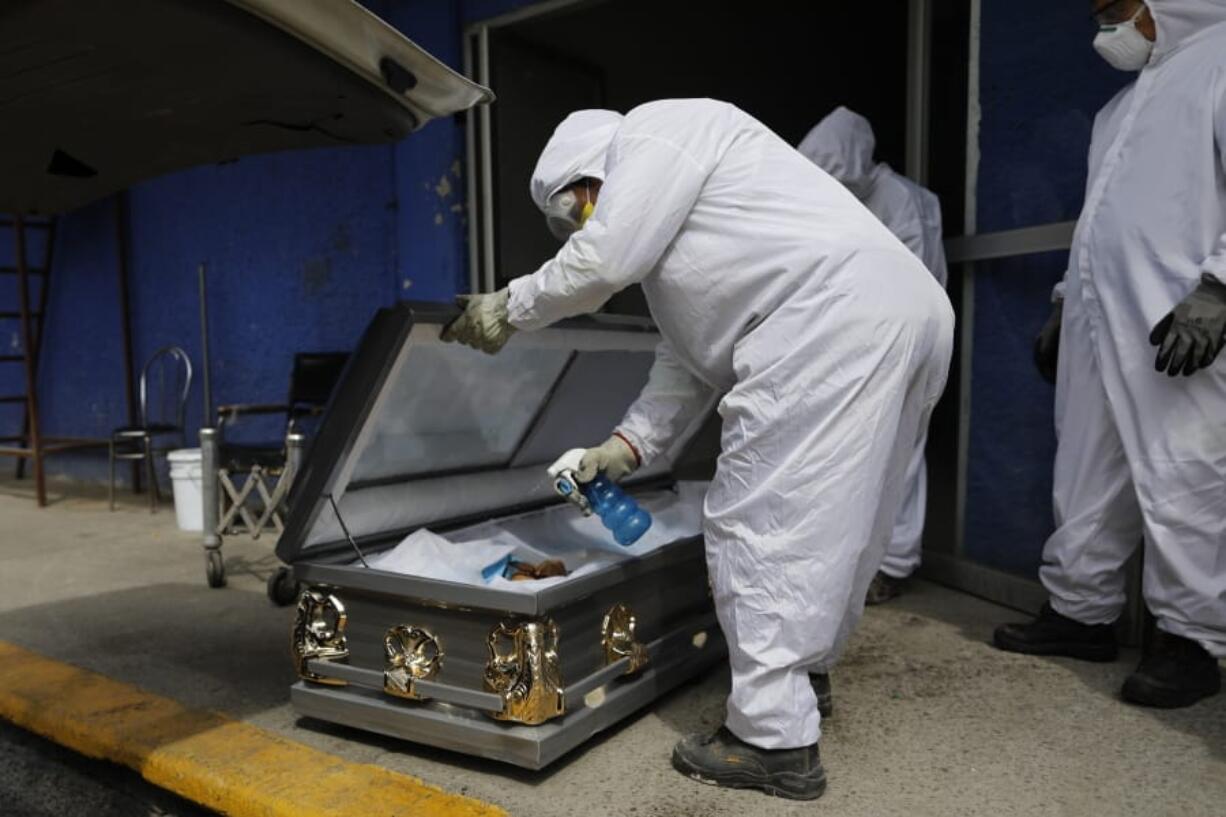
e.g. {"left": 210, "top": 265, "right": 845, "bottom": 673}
{"left": 384, "top": 625, "right": 444, "bottom": 701}
{"left": 602, "top": 603, "right": 649, "bottom": 676}
{"left": 483, "top": 618, "right": 565, "bottom": 725}
{"left": 291, "top": 588, "right": 349, "bottom": 685}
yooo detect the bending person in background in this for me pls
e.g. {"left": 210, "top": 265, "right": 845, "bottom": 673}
{"left": 995, "top": 0, "right": 1226, "bottom": 709}
{"left": 798, "top": 106, "right": 949, "bottom": 605}
{"left": 444, "top": 99, "right": 953, "bottom": 800}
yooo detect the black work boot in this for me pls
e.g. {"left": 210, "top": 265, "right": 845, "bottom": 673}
{"left": 865, "top": 571, "right": 906, "bottom": 605}
{"left": 671, "top": 727, "right": 826, "bottom": 801}
{"left": 810, "top": 673, "right": 834, "bottom": 718}
{"left": 993, "top": 602, "right": 1118, "bottom": 662}
{"left": 1122, "top": 631, "right": 1222, "bottom": 709}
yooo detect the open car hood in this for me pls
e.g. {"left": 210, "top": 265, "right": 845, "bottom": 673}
{"left": 0, "top": 0, "right": 494, "bottom": 214}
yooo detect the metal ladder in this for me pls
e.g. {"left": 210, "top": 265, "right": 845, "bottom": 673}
{"left": 0, "top": 214, "right": 101, "bottom": 506}
{"left": 0, "top": 215, "right": 54, "bottom": 504}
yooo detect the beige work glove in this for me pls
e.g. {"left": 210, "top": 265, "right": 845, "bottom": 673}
{"left": 440, "top": 289, "right": 515, "bottom": 354}
{"left": 576, "top": 434, "right": 640, "bottom": 483}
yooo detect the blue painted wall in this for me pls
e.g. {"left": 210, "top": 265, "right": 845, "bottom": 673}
{"left": 14, "top": 135, "right": 403, "bottom": 486}
{"left": 964, "top": 3, "right": 1130, "bottom": 575}
{"left": 391, "top": 0, "right": 471, "bottom": 304}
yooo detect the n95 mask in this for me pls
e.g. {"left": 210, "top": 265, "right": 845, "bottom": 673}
{"left": 1093, "top": 6, "right": 1154, "bottom": 71}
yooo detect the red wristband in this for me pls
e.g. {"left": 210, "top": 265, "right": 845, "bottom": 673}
{"left": 612, "top": 431, "right": 642, "bottom": 467}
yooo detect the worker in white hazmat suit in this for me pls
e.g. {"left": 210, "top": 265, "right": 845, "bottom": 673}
{"left": 995, "top": 0, "right": 1226, "bottom": 709}
{"left": 798, "top": 107, "right": 949, "bottom": 605}
{"left": 444, "top": 99, "right": 953, "bottom": 799}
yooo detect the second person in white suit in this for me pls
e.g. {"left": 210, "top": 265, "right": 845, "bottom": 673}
{"left": 798, "top": 106, "right": 949, "bottom": 604}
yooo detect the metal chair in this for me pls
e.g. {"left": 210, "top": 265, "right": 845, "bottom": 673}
{"left": 109, "top": 346, "right": 193, "bottom": 512}
{"left": 200, "top": 352, "right": 348, "bottom": 593}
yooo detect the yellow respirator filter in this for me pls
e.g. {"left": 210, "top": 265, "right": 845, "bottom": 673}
{"left": 545, "top": 186, "right": 595, "bottom": 240}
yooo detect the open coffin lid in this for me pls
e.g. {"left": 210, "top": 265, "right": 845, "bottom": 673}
{"left": 278, "top": 302, "right": 720, "bottom": 613}
{"left": 0, "top": 0, "right": 493, "bottom": 214}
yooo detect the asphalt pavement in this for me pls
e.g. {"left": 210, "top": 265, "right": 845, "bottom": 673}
{"left": 0, "top": 719, "right": 214, "bottom": 817}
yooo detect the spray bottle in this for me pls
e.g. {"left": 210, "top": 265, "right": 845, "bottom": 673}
{"left": 547, "top": 449, "right": 652, "bottom": 546}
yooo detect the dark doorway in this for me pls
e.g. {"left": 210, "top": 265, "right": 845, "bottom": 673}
{"left": 477, "top": 0, "right": 928, "bottom": 314}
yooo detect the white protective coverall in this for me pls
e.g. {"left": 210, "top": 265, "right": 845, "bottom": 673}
{"left": 797, "top": 107, "right": 949, "bottom": 580}
{"left": 508, "top": 99, "right": 954, "bottom": 748}
{"left": 1043, "top": 0, "right": 1226, "bottom": 657}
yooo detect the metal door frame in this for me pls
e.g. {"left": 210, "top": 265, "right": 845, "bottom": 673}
{"left": 464, "top": 0, "right": 599, "bottom": 296}
{"left": 906, "top": 0, "right": 1078, "bottom": 613}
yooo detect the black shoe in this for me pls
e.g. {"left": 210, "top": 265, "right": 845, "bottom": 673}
{"left": 671, "top": 727, "right": 826, "bottom": 801}
{"left": 810, "top": 673, "right": 833, "bottom": 718}
{"left": 865, "top": 571, "right": 906, "bottom": 605}
{"left": 1122, "top": 631, "right": 1222, "bottom": 709}
{"left": 993, "top": 602, "right": 1118, "bottom": 662}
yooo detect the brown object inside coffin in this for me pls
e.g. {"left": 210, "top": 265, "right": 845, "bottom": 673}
{"left": 506, "top": 559, "right": 569, "bottom": 581}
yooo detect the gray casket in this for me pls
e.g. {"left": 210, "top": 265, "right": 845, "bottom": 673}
{"left": 278, "top": 303, "right": 725, "bottom": 769}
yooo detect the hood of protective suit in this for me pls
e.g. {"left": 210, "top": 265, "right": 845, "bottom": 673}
{"left": 1148, "top": 0, "right": 1226, "bottom": 61}
{"left": 796, "top": 106, "right": 878, "bottom": 198}
{"left": 530, "top": 109, "right": 625, "bottom": 212}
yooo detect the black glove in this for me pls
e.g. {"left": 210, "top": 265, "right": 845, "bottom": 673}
{"left": 1034, "top": 300, "right": 1063, "bottom": 384}
{"left": 1149, "top": 274, "right": 1226, "bottom": 377}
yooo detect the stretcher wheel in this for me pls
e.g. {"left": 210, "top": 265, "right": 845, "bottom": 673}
{"left": 267, "top": 566, "right": 298, "bottom": 607}
{"left": 206, "top": 550, "right": 226, "bottom": 588}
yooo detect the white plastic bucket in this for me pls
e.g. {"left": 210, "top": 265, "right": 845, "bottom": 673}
{"left": 167, "top": 448, "right": 204, "bottom": 532}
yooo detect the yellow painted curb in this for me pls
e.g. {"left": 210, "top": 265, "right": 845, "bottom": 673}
{"left": 0, "top": 641, "right": 506, "bottom": 817}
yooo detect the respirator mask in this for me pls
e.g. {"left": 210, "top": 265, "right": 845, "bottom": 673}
{"left": 1093, "top": 4, "right": 1154, "bottom": 71}
{"left": 544, "top": 181, "right": 595, "bottom": 241}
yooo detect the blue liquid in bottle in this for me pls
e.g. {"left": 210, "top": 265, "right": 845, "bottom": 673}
{"left": 580, "top": 474, "right": 653, "bottom": 546}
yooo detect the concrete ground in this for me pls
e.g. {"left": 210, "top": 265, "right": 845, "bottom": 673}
{"left": 0, "top": 474, "right": 1223, "bottom": 817}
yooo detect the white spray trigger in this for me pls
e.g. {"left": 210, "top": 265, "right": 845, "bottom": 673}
{"left": 547, "top": 448, "right": 592, "bottom": 516}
